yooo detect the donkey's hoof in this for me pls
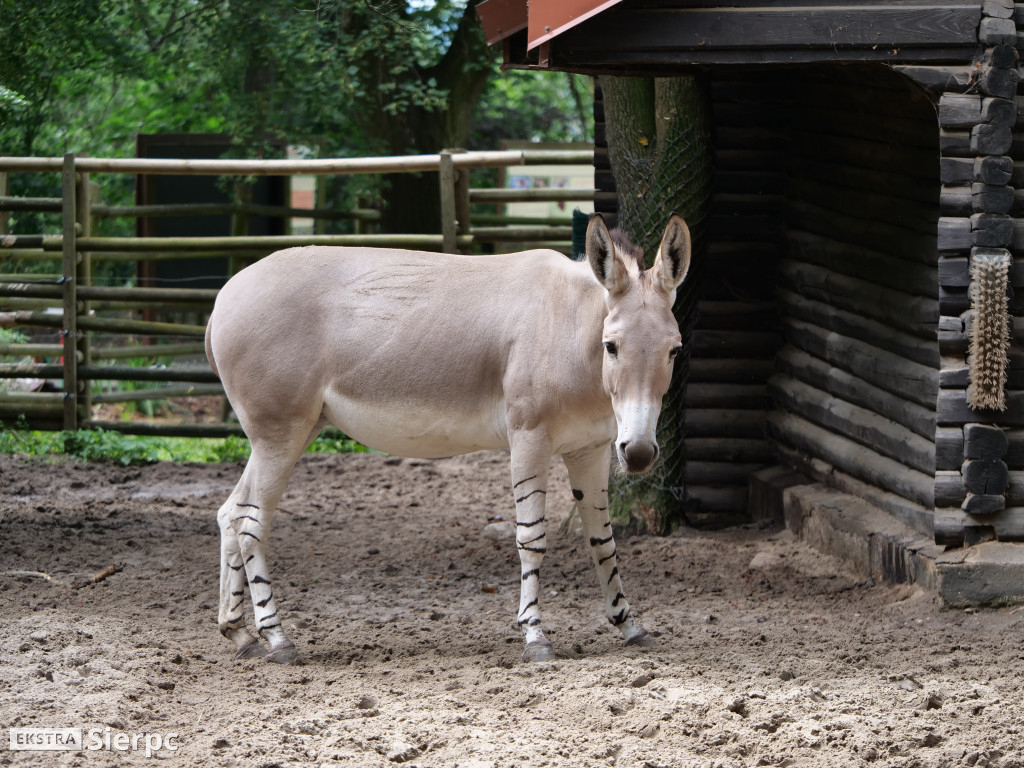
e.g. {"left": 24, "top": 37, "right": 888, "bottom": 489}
{"left": 234, "top": 640, "right": 267, "bottom": 660}
{"left": 522, "top": 640, "right": 556, "bottom": 662}
{"left": 266, "top": 644, "right": 299, "bottom": 665}
{"left": 625, "top": 630, "right": 656, "bottom": 649}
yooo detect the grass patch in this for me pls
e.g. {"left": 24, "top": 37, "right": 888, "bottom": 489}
{"left": 0, "top": 424, "right": 369, "bottom": 465}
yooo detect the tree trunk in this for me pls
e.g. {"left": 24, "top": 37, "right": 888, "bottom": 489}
{"left": 377, "top": 2, "right": 492, "bottom": 237}
{"left": 600, "top": 74, "right": 713, "bottom": 533}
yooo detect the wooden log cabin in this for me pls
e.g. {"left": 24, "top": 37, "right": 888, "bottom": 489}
{"left": 477, "top": 1, "right": 1024, "bottom": 570}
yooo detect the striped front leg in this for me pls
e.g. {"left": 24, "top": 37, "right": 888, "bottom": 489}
{"left": 563, "top": 443, "right": 652, "bottom": 647}
{"left": 509, "top": 435, "right": 555, "bottom": 662}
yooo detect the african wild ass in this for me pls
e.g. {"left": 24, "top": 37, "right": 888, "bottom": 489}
{"left": 205, "top": 213, "right": 691, "bottom": 663}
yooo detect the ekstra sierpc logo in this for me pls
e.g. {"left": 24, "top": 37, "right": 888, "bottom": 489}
{"left": 9, "top": 727, "right": 180, "bottom": 756}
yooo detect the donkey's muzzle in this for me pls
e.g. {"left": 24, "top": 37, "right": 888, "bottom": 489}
{"left": 619, "top": 440, "right": 658, "bottom": 474}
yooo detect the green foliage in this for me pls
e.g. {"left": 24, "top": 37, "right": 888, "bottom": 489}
{"left": 306, "top": 433, "right": 371, "bottom": 455}
{"left": 0, "top": 425, "right": 368, "bottom": 465}
{"left": 0, "top": 0, "right": 593, "bottom": 237}
{"left": 471, "top": 71, "right": 593, "bottom": 148}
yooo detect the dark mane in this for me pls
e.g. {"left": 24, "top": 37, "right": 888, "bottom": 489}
{"left": 609, "top": 227, "right": 645, "bottom": 268}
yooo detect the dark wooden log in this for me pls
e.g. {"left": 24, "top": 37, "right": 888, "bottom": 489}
{"left": 686, "top": 461, "right": 768, "bottom": 486}
{"left": 788, "top": 201, "right": 938, "bottom": 263}
{"left": 767, "top": 411, "right": 934, "bottom": 509}
{"left": 981, "top": 97, "right": 1017, "bottom": 128}
{"left": 691, "top": 330, "right": 783, "bottom": 359}
{"left": 936, "top": 426, "right": 965, "bottom": 470}
{"left": 983, "top": 0, "right": 1014, "bottom": 20}
{"left": 941, "top": 187, "right": 972, "bottom": 216}
{"left": 768, "top": 374, "right": 935, "bottom": 475}
{"left": 962, "top": 458, "right": 1010, "bottom": 494}
{"left": 1006, "top": 429, "right": 1024, "bottom": 469}
{"left": 940, "top": 361, "right": 970, "bottom": 388}
{"left": 779, "top": 261, "right": 938, "bottom": 335}
{"left": 939, "top": 286, "right": 970, "bottom": 316}
{"left": 984, "top": 43, "right": 1018, "bottom": 67}
{"left": 971, "top": 213, "right": 1014, "bottom": 246}
{"left": 938, "top": 324, "right": 968, "bottom": 356}
{"left": 979, "top": 16, "right": 1016, "bottom": 45}
{"left": 779, "top": 291, "right": 939, "bottom": 369}
{"left": 786, "top": 153, "right": 938, "bottom": 206}
{"left": 935, "top": 470, "right": 966, "bottom": 506}
{"left": 684, "top": 383, "right": 769, "bottom": 410}
{"left": 775, "top": 346, "right": 936, "bottom": 440}
{"left": 964, "top": 422, "right": 1009, "bottom": 459}
{"left": 962, "top": 493, "right": 1006, "bottom": 514}
{"left": 938, "top": 93, "right": 981, "bottom": 128}
{"left": 940, "top": 157, "right": 974, "bottom": 184}
{"left": 971, "top": 124, "right": 1013, "bottom": 155}
{"left": 973, "top": 183, "right": 1015, "bottom": 214}
{"left": 939, "top": 217, "right": 972, "bottom": 250}
{"left": 787, "top": 176, "right": 936, "bottom": 236}
{"left": 688, "top": 358, "right": 776, "bottom": 384}
{"left": 695, "top": 301, "right": 777, "bottom": 331}
{"left": 686, "top": 409, "right": 767, "bottom": 439}
{"left": 684, "top": 438, "right": 775, "bottom": 464}
{"left": 785, "top": 231, "right": 938, "bottom": 296}
{"left": 940, "top": 130, "right": 973, "bottom": 158}
{"left": 936, "top": 507, "right": 1024, "bottom": 543}
{"left": 977, "top": 155, "right": 1015, "bottom": 185}
{"left": 782, "top": 318, "right": 938, "bottom": 408}
{"left": 938, "top": 388, "right": 1024, "bottom": 426}
{"left": 938, "top": 256, "right": 970, "bottom": 287}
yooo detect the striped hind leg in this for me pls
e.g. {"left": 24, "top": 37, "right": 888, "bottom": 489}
{"left": 216, "top": 417, "right": 326, "bottom": 664}
{"left": 563, "top": 442, "right": 652, "bottom": 647}
{"left": 217, "top": 481, "right": 265, "bottom": 659}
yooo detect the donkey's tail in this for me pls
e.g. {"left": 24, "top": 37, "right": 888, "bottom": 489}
{"left": 205, "top": 314, "right": 220, "bottom": 380}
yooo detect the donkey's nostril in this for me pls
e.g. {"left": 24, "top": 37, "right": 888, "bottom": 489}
{"left": 619, "top": 440, "right": 657, "bottom": 474}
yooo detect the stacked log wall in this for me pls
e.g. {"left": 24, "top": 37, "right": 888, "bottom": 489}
{"left": 929, "top": 1, "right": 1024, "bottom": 544}
{"left": 762, "top": 66, "right": 943, "bottom": 537}
{"left": 680, "top": 72, "right": 788, "bottom": 526}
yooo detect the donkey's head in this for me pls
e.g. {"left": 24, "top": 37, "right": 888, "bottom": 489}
{"left": 586, "top": 213, "right": 691, "bottom": 474}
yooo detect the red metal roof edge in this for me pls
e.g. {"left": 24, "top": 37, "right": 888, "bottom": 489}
{"left": 475, "top": 0, "right": 528, "bottom": 45}
{"left": 526, "top": 0, "right": 625, "bottom": 51}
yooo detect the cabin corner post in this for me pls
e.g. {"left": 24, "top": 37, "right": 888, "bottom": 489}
{"left": 933, "top": 0, "right": 1019, "bottom": 546}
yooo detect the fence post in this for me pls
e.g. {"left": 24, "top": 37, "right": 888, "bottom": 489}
{"left": 76, "top": 171, "right": 96, "bottom": 424}
{"left": 61, "top": 153, "right": 80, "bottom": 430}
{"left": 439, "top": 149, "right": 467, "bottom": 253}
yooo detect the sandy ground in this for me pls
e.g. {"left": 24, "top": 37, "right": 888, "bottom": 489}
{"left": 1, "top": 449, "right": 1023, "bottom": 767}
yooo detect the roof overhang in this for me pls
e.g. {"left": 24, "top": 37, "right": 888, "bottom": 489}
{"left": 477, "top": 0, "right": 624, "bottom": 65}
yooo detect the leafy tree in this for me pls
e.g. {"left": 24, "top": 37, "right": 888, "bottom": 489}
{"left": 0, "top": 1, "right": 590, "bottom": 236}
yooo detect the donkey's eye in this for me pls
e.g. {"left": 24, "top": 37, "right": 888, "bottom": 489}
{"left": 669, "top": 346, "right": 682, "bottom": 360}
{"left": 604, "top": 341, "right": 618, "bottom": 357}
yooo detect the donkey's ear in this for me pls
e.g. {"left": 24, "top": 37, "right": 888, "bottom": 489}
{"left": 651, "top": 213, "right": 691, "bottom": 296}
{"left": 586, "top": 214, "right": 630, "bottom": 296}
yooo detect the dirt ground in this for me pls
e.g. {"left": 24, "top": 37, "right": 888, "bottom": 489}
{"left": 1, "top": 450, "right": 1023, "bottom": 768}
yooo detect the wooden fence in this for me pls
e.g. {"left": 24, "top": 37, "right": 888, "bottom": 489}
{"left": 0, "top": 149, "right": 595, "bottom": 437}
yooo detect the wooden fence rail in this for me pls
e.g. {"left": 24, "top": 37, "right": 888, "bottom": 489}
{"left": 0, "top": 148, "right": 595, "bottom": 436}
